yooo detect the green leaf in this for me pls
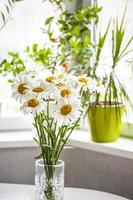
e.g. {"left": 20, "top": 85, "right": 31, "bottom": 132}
{"left": 72, "top": 25, "right": 81, "bottom": 37}
{"left": 5, "top": 5, "right": 10, "bottom": 14}
{"left": 1, "top": 12, "right": 5, "bottom": 22}
{"left": 83, "top": 36, "right": 90, "bottom": 46}
{"left": 25, "top": 46, "right": 30, "bottom": 53}
{"left": 32, "top": 44, "right": 38, "bottom": 52}
{"left": 8, "top": 0, "right": 13, "bottom": 7}
{"left": 45, "top": 16, "right": 54, "bottom": 25}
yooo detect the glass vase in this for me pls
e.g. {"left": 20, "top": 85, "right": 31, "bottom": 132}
{"left": 35, "top": 159, "right": 64, "bottom": 200}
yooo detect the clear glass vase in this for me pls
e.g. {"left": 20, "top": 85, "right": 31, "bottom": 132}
{"left": 35, "top": 160, "right": 64, "bottom": 200}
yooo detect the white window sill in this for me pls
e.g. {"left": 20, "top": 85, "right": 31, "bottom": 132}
{"left": 0, "top": 129, "right": 133, "bottom": 159}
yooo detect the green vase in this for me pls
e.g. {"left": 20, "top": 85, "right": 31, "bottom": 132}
{"left": 88, "top": 103, "right": 124, "bottom": 142}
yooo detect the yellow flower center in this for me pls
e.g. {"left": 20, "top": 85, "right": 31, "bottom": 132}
{"left": 46, "top": 76, "right": 56, "bottom": 83}
{"left": 78, "top": 77, "right": 88, "bottom": 85}
{"left": 60, "top": 104, "right": 72, "bottom": 116}
{"left": 32, "top": 87, "right": 44, "bottom": 93}
{"left": 18, "top": 84, "right": 27, "bottom": 94}
{"left": 61, "top": 89, "right": 71, "bottom": 97}
{"left": 28, "top": 98, "right": 39, "bottom": 108}
{"left": 51, "top": 38, "right": 57, "bottom": 43}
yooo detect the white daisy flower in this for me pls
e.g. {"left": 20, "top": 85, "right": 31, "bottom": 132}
{"left": 20, "top": 97, "right": 44, "bottom": 115}
{"left": 55, "top": 85, "right": 80, "bottom": 99}
{"left": 51, "top": 97, "right": 82, "bottom": 125}
{"left": 57, "top": 73, "right": 77, "bottom": 88}
{"left": 45, "top": 76, "right": 56, "bottom": 83}
{"left": 28, "top": 80, "right": 45, "bottom": 95}
{"left": 27, "top": 78, "right": 57, "bottom": 100}
{"left": 77, "top": 75, "right": 96, "bottom": 92}
{"left": 54, "top": 74, "right": 78, "bottom": 97}
{"left": 77, "top": 75, "right": 89, "bottom": 86}
{"left": 12, "top": 74, "right": 30, "bottom": 103}
{"left": 43, "top": 71, "right": 57, "bottom": 84}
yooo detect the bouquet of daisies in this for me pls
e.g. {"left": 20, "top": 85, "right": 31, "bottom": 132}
{"left": 11, "top": 69, "right": 106, "bottom": 200}
{"left": 12, "top": 69, "right": 84, "bottom": 166}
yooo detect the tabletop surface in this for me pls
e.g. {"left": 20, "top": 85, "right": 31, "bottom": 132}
{"left": 0, "top": 183, "right": 129, "bottom": 200}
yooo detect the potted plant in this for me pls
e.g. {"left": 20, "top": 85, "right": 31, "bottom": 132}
{"left": 86, "top": 12, "right": 133, "bottom": 142}
{"left": 43, "top": 2, "right": 132, "bottom": 142}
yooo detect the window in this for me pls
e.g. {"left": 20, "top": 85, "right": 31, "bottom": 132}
{"left": 0, "top": 0, "right": 133, "bottom": 132}
{"left": 0, "top": 0, "right": 55, "bottom": 130}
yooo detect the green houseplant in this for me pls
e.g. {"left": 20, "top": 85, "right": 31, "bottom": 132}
{"left": 41, "top": 2, "right": 101, "bottom": 75}
{"left": 42, "top": 2, "right": 133, "bottom": 142}
{"left": 0, "top": 0, "right": 101, "bottom": 78}
{"left": 87, "top": 11, "right": 133, "bottom": 142}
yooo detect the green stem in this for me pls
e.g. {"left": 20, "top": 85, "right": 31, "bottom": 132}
{"left": 55, "top": 118, "right": 80, "bottom": 163}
